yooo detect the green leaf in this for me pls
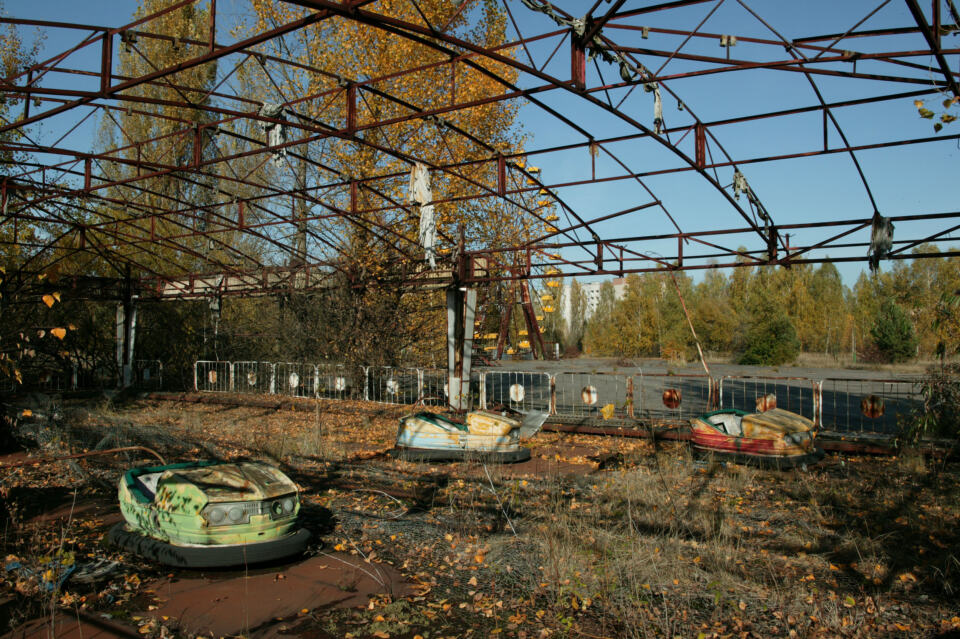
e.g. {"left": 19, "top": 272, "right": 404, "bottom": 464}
{"left": 919, "top": 108, "right": 935, "bottom": 119}
{"left": 934, "top": 122, "right": 943, "bottom": 132}
{"left": 941, "top": 114, "right": 957, "bottom": 123}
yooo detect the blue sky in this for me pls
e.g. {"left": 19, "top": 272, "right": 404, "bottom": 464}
{"left": 504, "top": 1, "right": 960, "bottom": 285}
{"left": 5, "top": 0, "right": 958, "bottom": 287}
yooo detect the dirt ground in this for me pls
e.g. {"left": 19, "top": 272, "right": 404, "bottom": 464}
{"left": 0, "top": 396, "right": 958, "bottom": 638}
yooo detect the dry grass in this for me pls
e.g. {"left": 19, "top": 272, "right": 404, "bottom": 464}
{"left": 1, "top": 398, "right": 958, "bottom": 638}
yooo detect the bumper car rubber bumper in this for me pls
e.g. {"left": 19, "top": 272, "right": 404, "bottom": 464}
{"left": 108, "top": 523, "right": 311, "bottom": 568}
{"left": 693, "top": 446, "right": 825, "bottom": 470}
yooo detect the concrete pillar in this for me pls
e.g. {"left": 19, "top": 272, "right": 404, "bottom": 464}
{"left": 115, "top": 297, "right": 137, "bottom": 388}
{"left": 446, "top": 286, "right": 477, "bottom": 410}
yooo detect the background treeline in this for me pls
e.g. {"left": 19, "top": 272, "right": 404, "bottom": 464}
{"left": 544, "top": 247, "right": 960, "bottom": 366}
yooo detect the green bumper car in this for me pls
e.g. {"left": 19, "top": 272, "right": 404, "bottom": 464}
{"left": 109, "top": 460, "right": 310, "bottom": 568}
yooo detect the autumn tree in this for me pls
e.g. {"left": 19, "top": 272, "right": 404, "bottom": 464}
{"left": 734, "top": 267, "right": 800, "bottom": 365}
{"left": 934, "top": 288, "right": 960, "bottom": 362}
{"left": 807, "top": 262, "right": 848, "bottom": 355}
{"left": 229, "top": 0, "right": 529, "bottom": 365}
{"left": 871, "top": 299, "right": 918, "bottom": 363}
{"left": 563, "top": 279, "right": 587, "bottom": 353}
{"left": 0, "top": 13, "right": 50, "bottom": 386}
{"left": 95, "top": 0, "right": 226, "bottom": 276}
{"left": 737, "top": 310, "right": 801, "bottom": 366}
{"left": 692, "top": 270, "right": 736, "bottom": 353}
{"left": 583, "top": 281, "right": 618, "bottom": 355}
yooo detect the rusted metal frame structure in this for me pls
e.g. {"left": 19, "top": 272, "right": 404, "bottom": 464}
{"left": 0, "top": 0, "right": 956, "bottom": 403}
{"left": 544, "top": 0, "right": 783, "bottom": 253}
{"left": 0, "top": 13, "right": 593, "bottom": 288}
{"left": 302, "top": 0, "right": 775, "bottom": 251}
{"left": 0, "top": 0, "right": 956, "bottom": 300}
{"left": 282, "top": 0, "right": 959, "bottom": 277}
{"left": 3, "top": 0, "right": 744, "bottom": 288}
{"left": 0, "top": 31, "right": 948, "bottom": 272}
{"left": 904, "top": 0, "right": 960, "bottom": 97}
{"left": 462, "top": 209, "right": 960, "bottom": 283}
{"left": 0, "top": 5, "right": 382, "bottom": 288}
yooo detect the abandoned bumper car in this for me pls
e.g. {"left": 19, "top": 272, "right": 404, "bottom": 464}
{"left": 392, "top": 409, "right": 547, "bottom": 462}
{"left": 690, "top": 407, "right": 824, "bottom": 469}
{"left": 109, "top": 461, "right": 310, "bottom": 568}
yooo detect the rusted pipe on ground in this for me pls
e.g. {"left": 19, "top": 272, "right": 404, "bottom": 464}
{"left": 0, "top": 445, "right": 166, "bottom": 470}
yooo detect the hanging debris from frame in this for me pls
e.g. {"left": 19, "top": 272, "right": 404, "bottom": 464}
{"left": 408, "top": 162, "right": 437, "bottom": 269}
{"left": 645, "top": 82, "right": 663, "bottom": 134}
{"left": 869, "top": 211, "right": 894, "bottom": 271}
{"left": 258, "top": 103, "right": 287, "bottom": 168}
{"left": 732, "top": 168, "right": 749, "bottom": 200}
{"left": 732, "top": 168, "right": 771, "bottom": 228}
{"left": 520, "top": 0, "right": 665, "bottom": 134}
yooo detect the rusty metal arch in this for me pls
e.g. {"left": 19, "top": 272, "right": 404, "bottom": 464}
{"left": 0, "top": 0, "right": 958, "bottom": 300}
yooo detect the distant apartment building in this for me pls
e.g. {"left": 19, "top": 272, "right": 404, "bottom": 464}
{"left": 561, "top": 277, "right": 626, "bottom": 326}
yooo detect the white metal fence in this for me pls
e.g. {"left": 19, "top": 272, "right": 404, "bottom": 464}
{"left": 274, "top": 362, "right": 317, "bottom": 398}
{"left": 719, "top": 376, "right": 818, "bottom": 421}
{"left": 632, "top": 373, "right": 714, "bottom": 423}
{"left": 234, "top": 361, "right": 274, "bottom": 395}
{"left": 316, "top": 363, "right": 356, "bottom": 400}
{"left": 368, "top": 367, "right": 421, "bottom": 405}
{"left": 553, "top": 372, "right": 631, "bottom": 420}
{"left": 189, "top": 360, "right": 927, "bottom": 435}
{"left": 819, "top": 377, "right": 921, "bottom": 435}
{"left": 485, "top": 371, "right": 552, "bottom": 414}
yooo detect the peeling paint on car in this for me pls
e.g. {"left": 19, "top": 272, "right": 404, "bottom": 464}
{"left": 118, "top": 461, "right": 301, "bottom": 547}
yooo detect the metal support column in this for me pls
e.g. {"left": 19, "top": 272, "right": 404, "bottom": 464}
{"left": 446, "top": 285, "right": 477, "bottom": 410}
{"left": 116, "top": 284, "right": 137, "bottom": 388}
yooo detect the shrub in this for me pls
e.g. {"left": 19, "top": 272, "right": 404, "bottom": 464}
{"left": 870, "top": 300, "right": 917, "bottom": 363}
{"left": 737, "top": 316, "right": 800, "bottom": 365}
{"left": 899, "top": 363, "right": 960, "bottom": 444}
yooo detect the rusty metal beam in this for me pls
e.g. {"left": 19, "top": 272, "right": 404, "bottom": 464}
{"left": 904, "top": 0, "right": 960, "bottom": 97}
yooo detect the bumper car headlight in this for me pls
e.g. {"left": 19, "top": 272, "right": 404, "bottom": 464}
{"left": 203, "top": 501, "right": 255, "bottom": 526}
{"left": 785, "top": 432, "right": 810, "bottom": 446}
{"left": 203, "top": 494, "right": 298, "bottom": 526}
{"left": 268, "top": 496, "right": 297, "bottom": 519}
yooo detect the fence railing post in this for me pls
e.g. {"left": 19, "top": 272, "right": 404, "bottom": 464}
{"left": 478, "top": 372, "right": 487, "bottom": 410}
{"left": 549, "top": 374, "right": 557, "bottom": 416}
{"left": 625, "top": 376, "right": 634, "bottom": 418}
{"left": 193, "top": 361, "right": 198, "bottom": 391}
{"left": 813, "top": 380, "right": 822, "bottom": 428}
{"left": 634, "top": 372, "right": 643, "bottom": 419}
{"left": 363, "top": 366, "right": 370, "bottom": 401}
